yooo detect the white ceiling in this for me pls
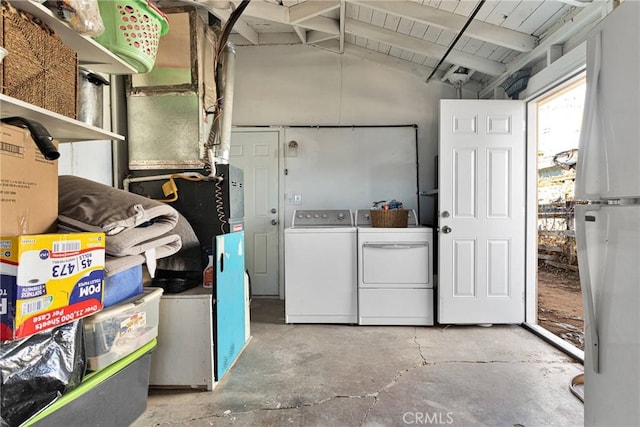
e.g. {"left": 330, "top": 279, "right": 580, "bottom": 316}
{"left": 175, "top": 0, "right": 609, "bottom": 94}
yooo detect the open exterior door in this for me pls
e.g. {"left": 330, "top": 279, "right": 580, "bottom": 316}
{"left": 438, "top": 100, "right": 526, "bottom": 324}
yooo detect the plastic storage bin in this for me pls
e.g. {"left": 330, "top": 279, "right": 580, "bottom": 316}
{"left": 94, "top": 0, "right": 169, "bottom": 73}
{"left": 103, "top": 264, "right": 143, "bottom": 308}
{"left": 24, "top": 339, "right": 157, "bottom": 427}
{"left": 84, "top": 287, "right": 162, "bottom": 371}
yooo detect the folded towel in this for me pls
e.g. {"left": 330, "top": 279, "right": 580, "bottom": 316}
{"left": 58, "top": 175, "right": 180, "bottom": 257}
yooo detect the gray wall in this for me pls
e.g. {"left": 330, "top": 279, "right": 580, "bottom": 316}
{"left": 232, "top": 44, "right": 469, "bottom": 225}
{"left": 281, "top": 126, "right": 418, "bottom": 228}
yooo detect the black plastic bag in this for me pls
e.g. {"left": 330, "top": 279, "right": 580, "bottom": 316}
{"left": 0, "top": 320, "right": 86, "bottom": 427}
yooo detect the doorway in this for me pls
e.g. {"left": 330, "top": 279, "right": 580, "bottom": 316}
{"left": 230, "top": 128, "right": 282, "bottom": 297}
{"left": 527, "top": 76, "right": 586, "bottom": 351}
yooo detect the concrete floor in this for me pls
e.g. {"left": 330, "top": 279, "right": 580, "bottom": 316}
{"left": 134, "top": 299, "right": 584, "bottom": 427}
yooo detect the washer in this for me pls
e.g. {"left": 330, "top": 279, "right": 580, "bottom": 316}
{"left": 284, "top": 210, "right": 357, "bottom": 324}
{"left": 356, "top": 209, "right": 434, "bottom": 325}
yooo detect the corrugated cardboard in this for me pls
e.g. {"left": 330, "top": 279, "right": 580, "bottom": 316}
{"left": 0, "top": 123, "right": 58, "bottom": 236}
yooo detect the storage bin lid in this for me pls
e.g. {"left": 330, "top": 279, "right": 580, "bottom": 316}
{"left": 85, "top": 287, "right": 163, "bottom": 323}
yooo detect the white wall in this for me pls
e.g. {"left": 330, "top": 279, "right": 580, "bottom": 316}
{"left": 281, "top": 126, "right": 418, "bottom": 227}
{"left": 232, "top": 44, "right": 466, "bottom": 225}
{"left": 58, "top": 78, "right": 113, "bottom": 186}
{"left": 58, "top": 141, "right": 113, "bottom": 186}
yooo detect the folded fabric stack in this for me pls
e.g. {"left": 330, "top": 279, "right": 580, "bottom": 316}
{"left": 58, "top": 175, "right": 182, "bottom": 277}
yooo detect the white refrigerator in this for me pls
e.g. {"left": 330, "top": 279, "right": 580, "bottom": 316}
{"left": 575, "top": 2, "right": 640, "bottom": 426}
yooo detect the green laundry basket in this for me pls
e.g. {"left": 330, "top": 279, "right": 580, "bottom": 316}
{"left": 95, "top": 0, "right": 169, "bottom": 73}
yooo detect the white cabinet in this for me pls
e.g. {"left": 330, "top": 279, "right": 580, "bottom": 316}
{"left": 149, "top": 287, "right": 216, "bottom": 390}
{"left": 149, "top": 273, "right": 252, "bottom": 390}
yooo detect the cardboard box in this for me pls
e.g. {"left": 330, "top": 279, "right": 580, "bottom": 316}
{"left": 0, "top": 232, "right": 106, "bottom": 340}
{"left": 0, "top": 123, "right": 58, "bottom": 236}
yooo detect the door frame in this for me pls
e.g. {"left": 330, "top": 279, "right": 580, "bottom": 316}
{"left": 523, "top": 71, "right": 586, "bottom": 360}
{"left": 232, "top": 126, "right": 286, "bottom": 299}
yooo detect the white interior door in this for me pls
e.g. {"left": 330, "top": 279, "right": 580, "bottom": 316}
{"left": 230, "top": 130, "right": 280, "bottom": 296}
{"left": 438, "top": 100, "right": 525, "bottom": 324}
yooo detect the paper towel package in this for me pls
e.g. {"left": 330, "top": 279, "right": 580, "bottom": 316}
{"left": 0, "top": 232, "right": 106, "bottom": 340}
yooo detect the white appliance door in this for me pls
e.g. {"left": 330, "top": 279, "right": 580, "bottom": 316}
{"left": 577, "top": 204, "right": 640, "bottom": 426}
{"left": 438, "top": 100, "right": 526, "bottom": 324}
{"left": 576, "top": 4, "right": 640, "bottom": 425}
{"left": 360, "top": 241, "right": 431, "bottom": 288}
{"left": 575, "top": 1, "right": 640, "bottom": 201}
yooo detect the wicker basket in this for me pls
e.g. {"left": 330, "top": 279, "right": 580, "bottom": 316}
{"left": 1, "top": 2, "right": 77, "bottom": 119}
{"left": 370, "top": 209, "right": 408, "bottom": 228}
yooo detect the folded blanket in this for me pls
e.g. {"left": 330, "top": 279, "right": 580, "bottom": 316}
{"left": 104, "top": 234, "right": 182, "bottom": 277}
{"left": 157, "top": 211, "right": 203, "bottom": 272}
{"left": 58, "top": 175, "right": 180, "bottom": 257}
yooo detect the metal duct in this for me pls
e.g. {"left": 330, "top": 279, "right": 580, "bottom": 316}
{"left": 215, "top": 42, "right": 236, "bottom": 165}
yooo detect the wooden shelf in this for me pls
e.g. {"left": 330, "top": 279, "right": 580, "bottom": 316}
{"left": 1, "top": 95, "right": 125, "bottom": 142}
{"left": 14, "top": 1, "right": 137, "bottom": 75}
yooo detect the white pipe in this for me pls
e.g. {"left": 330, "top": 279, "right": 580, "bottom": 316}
{"left": 454, "top": 84, "right": 463, "bottom": 99}
{"left": 216, "top": 42, "right": 236, "bottom": 165}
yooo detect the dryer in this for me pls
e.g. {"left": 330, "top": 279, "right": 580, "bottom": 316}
{"left": 356, "top": 210, "right": 434, "bottom": 325}
{"left": 284, "top": 210, "right": 357, "bottom": 324}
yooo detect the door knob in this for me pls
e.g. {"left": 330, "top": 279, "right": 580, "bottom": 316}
{"left": 271, "top": 219, "right": 279, "bottom": 226}
{"left": 271, "top": 208, "right": 277, "bottom": 214}
{"left": 442, "top": 225, "right": 452, "bottom": 234}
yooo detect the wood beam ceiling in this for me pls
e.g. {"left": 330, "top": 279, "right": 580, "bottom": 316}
{"left": 479, "top": 1, "right": 605, "bottom": 97}
{"left": 350, "top": 0, "right": 538, "bottom": 53}
{"left": 188, "top": 0, "right": 259, "bottom": 45}
{"left": 204, "top": 0, "right": 603, "bottom": 89}
{"left": 210, "top": 0, "right": 510, "bottom": 76}
{"left": 289, "top": 1, "right": 340, "bottom": 24}
{"left": 307, "top": 30, "right": 339, "bottom": 44}
{"left": 344, "top": 19, "right": 506, "bottom": 76}
{"left": 294, "top": 26, "right": 307, "bottom": 44}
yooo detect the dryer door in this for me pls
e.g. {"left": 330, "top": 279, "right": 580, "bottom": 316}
{"left": 359, "top": 232, "right": 432, "bottom": 288}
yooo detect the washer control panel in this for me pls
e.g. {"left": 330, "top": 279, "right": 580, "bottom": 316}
{"left": 291, "top": 210, "right": 353, "bottom": 227}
